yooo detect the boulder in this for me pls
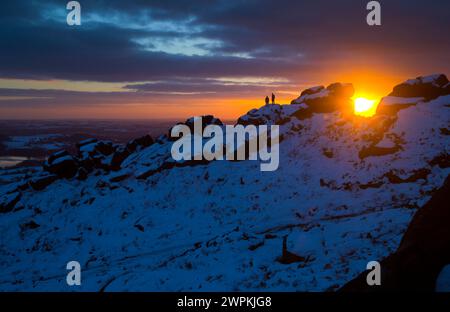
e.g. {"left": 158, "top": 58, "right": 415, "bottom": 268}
{"left": 169, "top": 115, "right": 223, "bottom": 138}
{"left": 76, "top": 138, "right": 97, "bottom": 151}
{"left": 29, "top": 174, "right": 58, "bottom": 191}
{"left": 76, "top": 167, "right": 88, "bottom": 181}
{"left": 376, "top": 96, "right": 423, "bottom": 115}
{"left": 0, "top": 192, "right": 21, "bottom": 213}
{"left": 388, "top": 74, "right": 450, "bottom": 100}
{"left": 237, "top": 104, "right": 308, "bottom": 126}
{"left": 185, "top": 115, "right": 223, "bottom": 130}
{"left": 44, "top": 151, "right": 79, "bottom": 179}
{"left": 291, "top": 82, "right": 354, "bottom": 114}
{"left": 94, "top": 141, "right": 116, "bottom": 156}
{"left": 130, "top": 134, "right": 154, "bottom": 150}
{"left": 111, "top": 147, "right": 131, "bottom": 171}
{"left": 237, "top": 104, "right": 286, "bottom": 126}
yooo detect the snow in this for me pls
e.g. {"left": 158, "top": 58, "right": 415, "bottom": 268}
{"left": 404, "top": 74, "right": 446, "bottom": 87}
{"left": 292, "top": 89, "right": 330, "bottom": 104}
{"left": 421, "top": 74, "right": 444, "bottom": 84}
{"left": 50, "top": 155, "right": 74, "bottom": 165}
{"left": 0, "top": 92, "right": 449, "bottom": 291}
{"left": 436, "top": 265, "right": 450, "bottom": 292}
{"left": 379, "top": 96, "right": 423, "bottom": 106}
{"left": 374, "top": 136, "right": 397, "bottom": 149}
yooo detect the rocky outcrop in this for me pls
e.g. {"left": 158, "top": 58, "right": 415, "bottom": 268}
{"left": 185, "top": 115, "right": 223, "bottom": 131}
{"left": 43, "top": 150, "right": 78, "bottom": 179}
{"left": 388, "top": 74, "right": 450, "bottom": 100}
{"left": 236, "top": 83, "right": 354, "bottom": 127}
{"left": 110, "top": 135, "right": 154, "bottom": 170}
{"left": 29, "top": 174, "right": 58, "bottom": 191}
{"left": 237, "top": 104, "right": 304, "bottom": 126}
{"left": 38, "top": 134, "right": 155, "bottom": 188}
{"left": 291, "top": 82, "right": 354, "bottom": 113}
{"left": 341, "top": 174, "right": 450, "bottom": 291}
{"left": 376, "top": 96, "right": 423, "bottom": 115}
{"left": 0, "top": 192, "right": 21, "bottom": 213}
{"left": 169, "top": 115, "right": 223, "bottom": 140}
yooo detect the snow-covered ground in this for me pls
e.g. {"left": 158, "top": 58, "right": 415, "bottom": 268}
{"left": 0, "top": 81, "right": 449, "bottom": 291}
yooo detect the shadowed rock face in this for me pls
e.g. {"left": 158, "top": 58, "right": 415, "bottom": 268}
{"left": 340, "top": 174, "right": 450, "bottom": 292}
{"left": 291, "top": 82, "right": 354, "bottom": 114}
{"left": 388, "top": 74, "right": 450, "bottom": 101}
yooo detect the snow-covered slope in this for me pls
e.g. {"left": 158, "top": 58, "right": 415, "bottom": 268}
{"left": 0, "top": 74, "right": 449, "bottom": 291}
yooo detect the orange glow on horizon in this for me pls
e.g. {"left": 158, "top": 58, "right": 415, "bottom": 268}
{"left": 0, "top": 69, "right": 407, "bottom": 121}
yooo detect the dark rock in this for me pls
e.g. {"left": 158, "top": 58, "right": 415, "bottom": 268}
{"left": 29, "top": 174, "right": 58, "bottom": 191}
{"left": 76, "top": 138, "right": 97, "bottom": 151}
{"left": 94, "top": 141, "right": 115, "bottom": 156}
{"left": 45, "top": 151, "right": 78, "bottom": 179}
{"left": 322, "top": 148, "right": 334, "bottom": 158}
{"left": 376, "top": 101, "right": 417, "bottom": 115}
{"left": 358, "top": 145, "right": 401, "bottom": 159}
{"left": 185, "top": 115, "right": 223, "bottom": 130}
{"left": 76, "top": 167, "right": 88, "bottom": 181}
{"left": 428, "top": 153, "right": 450, "bottom": 169}
{"left": 134, "top": 134, "right": 154, "bottom": 148}
{"left": 110, "top": 173, "right": 130, "bottom": 183}
{"left": 0, "top": 192, "right": 21, "bottom": 213}
{"left": 127, "top": 134, "right": 154, "bottom": 151}
{"left": 169, "top": 116, "right": 223, "bottom": 139}
{"left": 46, "top": 150, "right": 70, "bottom": 165}
{"left": 20, "top": 220, "right": 40, "bottom": 230}
{"left": 291, "top": 82, "right": 354, "bottom": 114}
{"left": 111, "top": 147, "right": 131, "bottom": 170}
{"left": 341, "top": 174, "right": 450, "bottom": 291}
{"left": 384, "top": 168, "right": 430, "bottom": 184}
{"left": 237, "top": 104, "right": 291, "bottom": 126}
{"left": 296, "top": 86, "right": 325, "bottom": 99}
{"left": 388, "top": 74, "right": 449, "bottom": 100}
{"left": 134, "top": 224, "right": 145, "bottom": 232}
{"left": 276, "top": 236, "right": 307, "bottom": 264}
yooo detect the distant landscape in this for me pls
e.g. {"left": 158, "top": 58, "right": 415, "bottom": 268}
{"left": 0, "top": 120, "right": 179, "bottom": 167}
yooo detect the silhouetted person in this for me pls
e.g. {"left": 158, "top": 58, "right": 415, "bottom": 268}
{"left": 271, "top": 93, "right": 275, "bottom": 104}
{"left": 265, "top": 96, "right": 269, "bottom": 105}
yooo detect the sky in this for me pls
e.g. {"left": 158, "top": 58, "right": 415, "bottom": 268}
{"left": 0, "top": 0, "right": 449, "bottom": 120}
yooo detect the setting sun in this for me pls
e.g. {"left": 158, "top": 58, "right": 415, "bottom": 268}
{"left": 353, "top": 97, "right": 378, "bottom": 117}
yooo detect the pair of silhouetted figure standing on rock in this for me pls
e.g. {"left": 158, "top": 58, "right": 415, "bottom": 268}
{"left": 265, "top": 93, "right": 275, "bottom": 105}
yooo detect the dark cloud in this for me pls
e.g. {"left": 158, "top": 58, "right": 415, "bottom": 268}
{"left": 0, "top": 0, "right": 449, "bottom": 84}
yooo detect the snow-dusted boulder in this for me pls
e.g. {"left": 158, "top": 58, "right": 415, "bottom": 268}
{"left": 185, "top": 115, "right": 223, "bottom": 130}
{"left": 238, "top": 104, "right": 286, "bottom": 126}
{"left": 29, "top": 173, "right": 58, "bottom": 191}
{"left": 376, "top": 96, "right": 424, "bottom": 115}
{"left": 169, "top": 115, "right": 223, "bottom": 140}
{"left": 127, "top": 134, "right": 154, "bottom": 152}
{"left": 237, "top": 82, "right": 354, "bottom": 126}
{"left": 388, "top": 74, "right": 450, "bottom": 100}
{"left": 109, "top": 135, "right": 155, "bottom": 170}
{"left": 0, "top": 192, "right": 21, "bottom": 213}
{"left": 237, "top": 103, "right": 308, "bottom": 126}
{"left": 291, "top": 82, "right": 354, "bottom": 113}
{"left": 44, "top": 150, "right": 78, "bottom": 179}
